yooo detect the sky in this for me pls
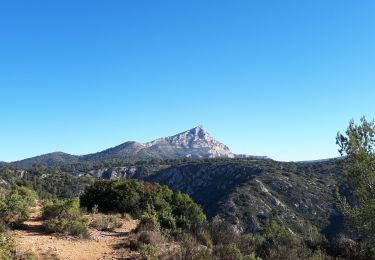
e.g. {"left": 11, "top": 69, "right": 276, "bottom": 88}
{"left": 1, "top": 0, "right": 375, "bottom": 162}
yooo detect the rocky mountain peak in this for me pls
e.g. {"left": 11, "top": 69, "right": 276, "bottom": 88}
{"left": 146, "top": 126, "right": 235, "bottom": 158}
{"left": 189, "top": 125, "right": 207, "bottom": 138}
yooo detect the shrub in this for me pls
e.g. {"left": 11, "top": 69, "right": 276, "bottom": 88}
{"left": 90, "top": 215, "right": 122, "bottom": 231}
{"left": 327, "top": 234, "right": 361, "bottom": 259}
{"left": 258, "top": 220, "right": 325, "bottom": 260}
{"left": 0, "top": 232, "right": 14, "bottom": 259}
{"left": 242, "top": 253, "right": 261, "bottom": 260}
{"left": 138, "top": 210, "right": 161, "bottom": 232}
{"left": 210, "top": 217, "right": 240, "bottom": 245}
{"left": 80, "top": 180, "right": 206, "bottom": 233}
{"left": 80, "top": 179, "right": 143, "bottom": 215}
{"left": 42, "top": 198, "right": 82, "bottom": 220}
{"left": 195, "top": 227, "right": 213, "bottom": 248}
{"left": 122, "top": 213, "right": 133, "bottom": 221}
{"left": 43, "top": 198, "right": 89, "bottom": 238}
{"left": 0, "top": 187, "right": 37, "bottom": 226}
{"left": 235, "top": 234, "right": 263, "bottom": 257}
{"left": 303, "top": 224, "right": 327, "bottom": 251}
{"left": 0, "top": 222, "right": 8, "bottom": 233}
{"left": 129, "top": 230, "right": 165, "bottom": 254}
{"left": 158, "top": 209, "right": 176, "bottom": 231}
{"left": 137, "top": 231, "right": 165, "bottom": 247}
{"left": 213, "top": 243, "right": 243, "bottom": 260}
{"left": 171, "top": 192, "right": 206, "bottom": 232}
{"left": 140, "top": 244, "right": 158, "bottom": 260}
{"left": 45, "top": 218, "right": 89, "bottom": 238}
{"left": 91, "top": 204, "right": 99, "bottom": 214}
{"left": 177, "top": 234, "right": 212, "bottom": 260}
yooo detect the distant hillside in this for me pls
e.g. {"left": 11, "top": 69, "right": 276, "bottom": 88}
{"left": 50, "top": 157, "right": 343, "bottom": 238}
{"left": 143, "top": 158, "right": 343, "bottom": 238}
{"left": 12, "top": 152, "right": 80, "bottom": 169}
{"left": 3, "top": 156, "right": 346, "bottom": 239}
{"left": 10, "top": 126, "right": 235, "bottom": 168}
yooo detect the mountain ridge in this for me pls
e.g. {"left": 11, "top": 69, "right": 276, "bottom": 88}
{"left": 9, "top": 126, "right": 235, "bottom": 168}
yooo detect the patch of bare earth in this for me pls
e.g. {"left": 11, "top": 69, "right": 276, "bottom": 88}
{"left": 10, "top": 207, "right": 140, "bottom": 260}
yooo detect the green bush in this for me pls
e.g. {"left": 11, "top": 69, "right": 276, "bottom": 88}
{"left": 206, "top": 218, "right": 331, "bottom": 260}
{"left": 0, "top": 232, "right": 14, "bottom": 260}
{"left": 177, "top": 234, "right": 212, "bottom": 260}
{"left": 0, "top": 186, "right": 38, "bottom": 259}
{"left": 91, "top": 204, "right": 99, "bottom": 214}
{"left": 45, "top": 218, "right": 89, "bottom": 238}
{"left": 213, "top": 243, "right": 243, "bottom": 260}
{"left": 210, "top": 217, "right": 240, "bottom": 245}
{"left": 80, "top": 179, "right": 143, "bottom": 215}
{"left": 158, "top": 208, "right": 176, "bottom": 230}
{"left": 90, "top": 215, "right": 122, "bottom": 231}
{"left": 80, "top": 180, "right": 206, "bottom": 233}
{"left": 172, "top": 192, "right": 206, "bottom": 231}
{"left": 140, "top": 244, "right": 158, "bottom": 260}
{"left": 258, "top": 220, "right": 326, "bottom": 260}
{"left": 121, "top": 213, "right": 133, "bottom": 221}
{"left": 43, "top": 198, "right": 89, "bottom": 238}
{"left": 42, "top": 198, "right": 82, "bottom": 220}
{"left": 235, "top": 234, "right": 263, "bottom": 257}
{"left": 138, "top": 210, "right": 161, "bottom": 232}
{"left": 0, "top": 186, "right": 37, "bottom": 227}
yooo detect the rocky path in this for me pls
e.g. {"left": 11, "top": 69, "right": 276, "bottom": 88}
{"left": 10, "top": 207, "right": 139, "bottom": 260}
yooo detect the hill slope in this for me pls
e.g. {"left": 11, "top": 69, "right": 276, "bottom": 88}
{"left": 143, "top": 159, "right": 342, "bottom": 237}
{"left": 52, "top": 158, "right": 343, "bottom": 238}
{"left": 12, "top": 152, "right": 80, "bottom": 169}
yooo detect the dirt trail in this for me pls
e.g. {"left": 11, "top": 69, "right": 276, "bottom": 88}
{"left": 11, "top": 207, "right": 139, "bottom": 260}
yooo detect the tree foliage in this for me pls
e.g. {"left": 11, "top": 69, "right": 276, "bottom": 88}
{"left": 80, "top": 179, "right": 206, "bottom": 233}
{"left": 336, "top": 117, "right": 375, "bottom": 242}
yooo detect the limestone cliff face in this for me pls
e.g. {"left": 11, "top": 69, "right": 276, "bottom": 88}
{"left": 144, "top": 125, "right": 235, "bottom": 158}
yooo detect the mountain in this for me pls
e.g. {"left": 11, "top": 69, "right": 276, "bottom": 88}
{"left": 11, "top": 152, "right": 80, "bottom": 168}
{"left": 10, "top": 126, "right": 235, "bottom": 168}
{"left": 84, "top": 125, "right": 234, "bottom": 160}
{"left": 144, "top": 125, "right": 234, "bottom": 158}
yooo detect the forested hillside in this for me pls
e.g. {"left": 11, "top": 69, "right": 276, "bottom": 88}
{"left": 1, "top": 157, "right": 343, "bottom": 238}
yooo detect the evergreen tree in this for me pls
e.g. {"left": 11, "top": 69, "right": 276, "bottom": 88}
{"left": 336, "top": 117, "right": 375, "bottom": 242}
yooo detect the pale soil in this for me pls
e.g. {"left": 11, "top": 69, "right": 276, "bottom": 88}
{"left": 10, "top": 207, "right": 140, "bottom": 260}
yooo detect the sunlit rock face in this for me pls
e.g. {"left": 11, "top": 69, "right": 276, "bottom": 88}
{"left": 145, "top": 125, "right": 235, "bottom": 158}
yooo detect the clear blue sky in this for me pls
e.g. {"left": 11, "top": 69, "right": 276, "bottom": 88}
{"left": 1, "top": 0, "right": 375, "bottom": 162}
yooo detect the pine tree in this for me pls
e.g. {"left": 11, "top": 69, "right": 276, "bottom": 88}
{"left": 336, "top": 117, "right": 375, "bottom": 242}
